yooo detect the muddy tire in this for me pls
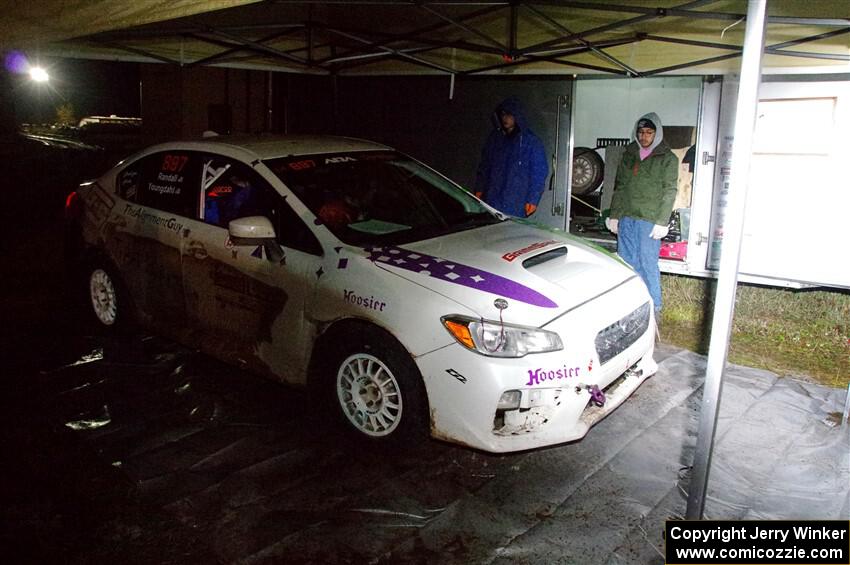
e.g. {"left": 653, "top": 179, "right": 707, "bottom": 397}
{"left": 325, "top": 326, "right": 428, "bottom": 446}
{"left": 85, "top": 260, "right": 134, "bottom": 334}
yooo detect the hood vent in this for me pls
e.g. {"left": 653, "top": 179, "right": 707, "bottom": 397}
{"left": 522, "top": 246, "right": 567, "bottom": 269}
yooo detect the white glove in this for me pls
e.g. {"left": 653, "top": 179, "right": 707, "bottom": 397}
{"left": 649, "top": 224, "right": 669, "bottom": 239}
{"left": 605, "top": 217, "right": 618, "bottom": 234}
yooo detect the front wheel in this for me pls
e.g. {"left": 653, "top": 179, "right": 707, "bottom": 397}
{"left": 336, "top": 353, "right": 404, "bottom": 437}
{"left": 328, "top": 328, "right": 428, "bottom": 444}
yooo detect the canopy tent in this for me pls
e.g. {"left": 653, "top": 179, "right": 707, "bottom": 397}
{"left": 4, "top": 0, "right": 849, "bottom": 76}
{"left": 4, "top": 1, "right": 847, "bottom": 523}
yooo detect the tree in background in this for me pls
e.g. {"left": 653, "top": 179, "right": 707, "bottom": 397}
{"left": 55, "top": 102, "right": 76, "bottom": 126}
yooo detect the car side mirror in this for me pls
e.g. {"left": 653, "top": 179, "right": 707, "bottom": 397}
{"left": 228, "top": 216, "right": 285, "bottom": 263}
{"left": 228, "top": 216, "right": 276, "bottom": 240}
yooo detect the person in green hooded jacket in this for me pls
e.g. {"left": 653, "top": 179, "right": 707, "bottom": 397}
{"left": 605, "top": 112, "right": 678, "bottom": 314}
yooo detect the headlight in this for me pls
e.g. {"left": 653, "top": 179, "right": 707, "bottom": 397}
{"left": 441, "top": 315, "right": 563, "bottom": 358}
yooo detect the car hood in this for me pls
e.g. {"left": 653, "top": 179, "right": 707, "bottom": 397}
{"left": 362, "top": 220, "right": 637, "bottom": 326}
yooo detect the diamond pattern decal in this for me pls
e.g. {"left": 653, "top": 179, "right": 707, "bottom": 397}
{"left": 365, "top": 245, "right": 557, "bottom": 308}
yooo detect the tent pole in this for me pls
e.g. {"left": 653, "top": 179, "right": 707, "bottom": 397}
{"left": 685, "top": 0, "right": 767, "bottom": 521}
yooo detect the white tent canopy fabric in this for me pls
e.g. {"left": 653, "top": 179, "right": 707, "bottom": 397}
{"left": 4, "top": 0, "right": 848, "bottom": 76}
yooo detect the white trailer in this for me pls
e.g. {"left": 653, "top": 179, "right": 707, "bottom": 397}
{"left": 551, "top": 75, "right": 850, "bottom": 290}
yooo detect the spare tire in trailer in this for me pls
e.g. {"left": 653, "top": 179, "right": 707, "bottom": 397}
{"left": 571, "top": 147, "right": 604, "bottom": 195}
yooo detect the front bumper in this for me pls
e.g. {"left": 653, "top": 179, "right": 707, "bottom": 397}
{"left": 418, "top": 279, "right": 656, "bottom": 453}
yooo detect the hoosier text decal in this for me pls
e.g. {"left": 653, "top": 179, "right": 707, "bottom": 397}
{"left": 526, "top": 365, "right": 580, "bottom": 386}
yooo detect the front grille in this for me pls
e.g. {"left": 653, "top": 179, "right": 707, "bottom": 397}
{"left": 594, "top": 301, "right": 651, "bottom": 364}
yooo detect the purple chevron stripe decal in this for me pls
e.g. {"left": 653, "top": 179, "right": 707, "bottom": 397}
{"left": 365, "top": 246, "right": 557, "bottom": 309}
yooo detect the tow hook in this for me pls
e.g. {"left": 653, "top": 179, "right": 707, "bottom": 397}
{"left": 586, "top": 384, "right": 606, "bottom": 407}
{"left": 573, "top": 384, "right": 606, "bottom": 406}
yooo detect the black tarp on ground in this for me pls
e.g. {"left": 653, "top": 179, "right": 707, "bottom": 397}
{"left": 2, "top": 324, "right": 847, "bottom": 564}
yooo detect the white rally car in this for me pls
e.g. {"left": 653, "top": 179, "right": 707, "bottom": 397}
{"left": 67, "top": 135, "right": 657, "bottom": 453}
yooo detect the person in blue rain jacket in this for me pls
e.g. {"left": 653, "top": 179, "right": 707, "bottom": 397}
{"left": 474, "top": 97, "right": 549, "bottom": 217}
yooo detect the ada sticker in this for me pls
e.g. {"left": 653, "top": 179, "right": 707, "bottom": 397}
{"left": 325, "top": 156, "right": 356, "bottom": 164}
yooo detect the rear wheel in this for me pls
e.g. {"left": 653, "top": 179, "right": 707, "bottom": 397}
{"left": 326, "top": 327, "right": 428, "bottom": 444}
{"left": 86, "top": 261, "right": 134, "bottom": 333}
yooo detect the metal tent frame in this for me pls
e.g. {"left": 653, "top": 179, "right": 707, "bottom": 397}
{"left": 9, "top": 1, "right": 847, "bottom": 77}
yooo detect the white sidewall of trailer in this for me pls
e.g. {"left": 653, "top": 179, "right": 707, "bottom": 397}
{"left": 574, "top": 77, "right": 702, "bottom": 148}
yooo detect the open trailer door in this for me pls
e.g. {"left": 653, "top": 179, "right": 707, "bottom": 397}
{"left": 659, "top": 77, "right": 725, "bottom": 279}
{"left": 705, "top": 78, "right": 850, "bottom": 289}
{"left": 704, "top": 76, "right": 739, "bottom": 275}
{"left": 438, "top": 77, "right": 574, "bottom": 233}
{"left": 532, "top": 87, "right": 574, "bottom": 232}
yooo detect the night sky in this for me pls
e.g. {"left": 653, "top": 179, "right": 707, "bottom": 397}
{"left": 3, "top": 57, "right": 140, "bottom": 127}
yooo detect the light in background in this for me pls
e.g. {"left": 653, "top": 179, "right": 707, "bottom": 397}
{"left": 29, "top": 66, "right": 49, "bottom": 82}
{"left": 4, "top": 50, "right": 49, "bottom": 82}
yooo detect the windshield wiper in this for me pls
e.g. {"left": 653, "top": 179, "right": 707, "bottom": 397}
{"left": 450, "top": 213, "right": 502, "bottom": 231}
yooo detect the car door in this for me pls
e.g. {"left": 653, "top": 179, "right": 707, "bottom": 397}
{"left": 109, "top": 150, "right": 197, "bottom": 334}
{"left": 180, "top": 154, "right": 324, "bottom": 382}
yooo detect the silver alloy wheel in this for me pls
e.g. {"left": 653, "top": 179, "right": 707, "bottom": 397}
{"left": 336, "top": 353, "right": 403, "bottom": 437}
{"left": 89, "top": 268, "right": 118, "bottom": 326}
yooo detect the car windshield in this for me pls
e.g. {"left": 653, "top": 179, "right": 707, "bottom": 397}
{"left": 264, "top": 151, "right": 502, "bottom": 245}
